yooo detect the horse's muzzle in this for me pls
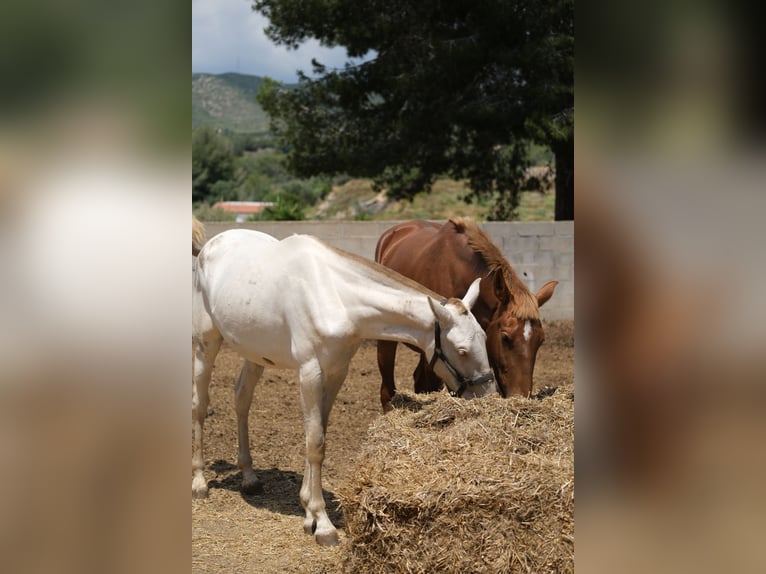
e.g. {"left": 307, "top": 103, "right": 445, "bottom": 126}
{"left": 430, "top": 319, "right": 495, "bottom": 398}
{"left": 449, "top": 371, "right": 495, "bottom": 398}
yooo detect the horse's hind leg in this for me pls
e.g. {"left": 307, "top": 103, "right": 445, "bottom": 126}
{"left": 413, "top": 352, "right": 444, "bottom": 394}
{"left": 192, "top": 331, "right": 222, "bottom": 499}
{"left": 234, "top": 360, "right": 264, "bottom": 494}
{"left": 377, "top": 340, "right": 398, "bottom": 412}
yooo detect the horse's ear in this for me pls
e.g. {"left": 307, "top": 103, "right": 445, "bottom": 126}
{"left": 462, "top": 278, "right": 482, "bottom": 310}
{"left": 428, "top": 297, "right": 453, "bottom": 325}
{"left": 536, "top": 280, "right": 558, "bottom": 308}
{"left": 493, "top": 271, "right": 510, "bottom": 305}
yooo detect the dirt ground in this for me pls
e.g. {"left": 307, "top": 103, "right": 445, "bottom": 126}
{"left": 192, "top": 321, "right": 574, "bottom": 573}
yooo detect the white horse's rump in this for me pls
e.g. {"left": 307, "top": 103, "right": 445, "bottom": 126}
{"left": 192, "top": 225, "right": 495, "bottom": 546}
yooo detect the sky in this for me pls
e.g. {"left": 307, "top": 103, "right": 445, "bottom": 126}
{"left": 192, "top": 0, "right": 352, "bottom": 83}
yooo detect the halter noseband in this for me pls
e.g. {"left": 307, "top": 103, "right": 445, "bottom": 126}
{"left": 429, "top": 299, "right": 494, "bottom": 397}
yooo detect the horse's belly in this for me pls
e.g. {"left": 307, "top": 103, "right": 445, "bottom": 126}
{"left": 211, "top": 304, "right": 298, "bottom": 369}
{"left": 219, "top": 323, "right": 298, "bottom": 369}
{"left": 229, "top": 336, "right": 298, "bottom": 369}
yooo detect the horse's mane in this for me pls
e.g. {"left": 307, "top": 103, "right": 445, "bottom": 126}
{"left": 449, "top": 217, "right": 540, "bottom": 320}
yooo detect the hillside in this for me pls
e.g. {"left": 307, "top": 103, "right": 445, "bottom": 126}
{"left": 310, "top": 177, "right": 555, "bottom": 221}
{"left": 192, "top": 72, "right": 272, "bottom": 133}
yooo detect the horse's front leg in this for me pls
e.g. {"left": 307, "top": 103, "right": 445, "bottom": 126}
{"left": 235, "top": 360, "right": 264, "bottom": 494}
{"left": 298, "top": 358, "right": 349, "bottom": 546}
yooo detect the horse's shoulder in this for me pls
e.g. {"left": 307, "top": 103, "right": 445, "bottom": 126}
{"left": 281, "top": 233, "right": 328, "bottom": 253}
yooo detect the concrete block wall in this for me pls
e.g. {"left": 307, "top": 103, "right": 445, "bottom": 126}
{"left": 202, "top": 220, "right": 573, "bottom": 320}
{"left": 482, "top": 221, "right": 573, "bottom": 321}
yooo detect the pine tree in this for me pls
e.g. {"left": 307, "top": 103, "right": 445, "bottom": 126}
{"left": 255, "top": 0, "right": 573, "bottom": 219}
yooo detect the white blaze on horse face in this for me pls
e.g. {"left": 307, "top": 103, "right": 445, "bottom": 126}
{"left": 523, "top": 320, "right": 532, "bottom": 342}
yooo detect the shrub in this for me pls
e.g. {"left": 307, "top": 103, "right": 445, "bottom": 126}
{"left": 192, "top": 127, "right": 235, "bottom": 203}
{"left": 253, "top": 194, "right": 305, "bottom": 221}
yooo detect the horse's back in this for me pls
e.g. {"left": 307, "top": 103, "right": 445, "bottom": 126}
{"left": 375, "top": 221, "right": 443, "bottom": 274}
{"left": 375, "top": 220, "right": 439, "bottom": 261}
{"left": 375, "top": 220, "right": 477, "bottom": 295}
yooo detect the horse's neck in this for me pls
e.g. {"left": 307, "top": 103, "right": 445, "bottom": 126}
{"left": 473, "top": 273, "right": 500, "bottom": 329}
{"left": 340, "top": 269, "right": 435, "bottom": 349}
{"left": 359, "top": 292, "right": 435, "bottom": 348}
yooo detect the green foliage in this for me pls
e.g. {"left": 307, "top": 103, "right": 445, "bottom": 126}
{"left": 253, "top": 194, "right": 306, "bottom": 221}
{"left": 243, "top": 151, "right": 291, "bottom": 181}
{"left": 192, "top": 122, "right": 334, "bottom": 215}
{"left": 276, "top": 178, "right": 331, "bottom": 205}
{"left": 209, "top": 179, "right": 240, "bottom": 201}
{"left": 238, "top": 171, "right": 273, "bottom": 201}
{"left": 526, "top": 142, "right": 554, "bottom": 166}
{"left": 254, "top": 0, "right": 573, "bottom": 219}
{"left": 229, "top": 132, "right": 277, "bottom": 155}
{"left": 192, "top": 127, "right": 235, "bottom": 202}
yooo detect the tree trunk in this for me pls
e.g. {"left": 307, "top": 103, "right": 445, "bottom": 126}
{"left": 553, "top": 137, "right": 574, "bottom": 220}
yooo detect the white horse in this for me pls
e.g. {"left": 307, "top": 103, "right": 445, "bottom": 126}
{"left": 192, "top": 224, "right": 496, "bottom": 546}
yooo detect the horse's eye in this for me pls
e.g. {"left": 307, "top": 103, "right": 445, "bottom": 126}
{"left": 458, "top": 348, "right": 468, "bottom": 357}
{"left": 501, "top": 332, "right": 512, "bottom": 347}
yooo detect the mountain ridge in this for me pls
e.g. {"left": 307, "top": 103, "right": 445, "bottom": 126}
{"left": 192, "top": 72, "right": 277, "bottom": 133}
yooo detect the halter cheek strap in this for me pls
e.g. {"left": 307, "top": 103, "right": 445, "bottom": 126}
{"left": 429, "top": 301, "right": 494, "bottom": 397}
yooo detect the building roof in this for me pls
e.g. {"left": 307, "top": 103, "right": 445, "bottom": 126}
{"left": 212, "top": 201, "right": 274, "bottom": 214}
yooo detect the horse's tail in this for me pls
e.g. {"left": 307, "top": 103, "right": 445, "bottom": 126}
{"left": 192, "top": 216, "right": 206, "bottom": 256}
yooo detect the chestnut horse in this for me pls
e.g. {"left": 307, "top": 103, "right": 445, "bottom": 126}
{"left": 375, "top": 217, "right": 558, "bottom": 410}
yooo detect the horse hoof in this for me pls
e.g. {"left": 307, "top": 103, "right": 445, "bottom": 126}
{"left": 315, "top": 531, "right": 339, "bottom": 546}
{"left": 192, "top": 476, "right": 209, "bottom": 499}
{"left": 241, "top": 480, "right": 264, "bottom": 495}
{"left": 192, "top": 486, "right": 209, "bottom": 500}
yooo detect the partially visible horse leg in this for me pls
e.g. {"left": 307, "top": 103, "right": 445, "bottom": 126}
{"left": 298, "top": 352, "right": 353, "bottom": 546}
{"left": 234, "top": 359, "right": 265, "bottom": 494}
{"left": 192, "top": 330, "right": 222, "bottom": 499}
{"left": 413, "top": 352, "right": 445, "bottom": 394}
{"left": 377, "top": 340, "right": 398, "bottom": 412}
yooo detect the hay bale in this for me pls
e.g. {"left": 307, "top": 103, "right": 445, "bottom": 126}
{"left": 336, "top": 390, "right": 574, "bottom": 574}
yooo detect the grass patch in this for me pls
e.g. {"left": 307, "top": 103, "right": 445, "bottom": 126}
{"left": 308, "top": 178, "right": 555, "bottom": 221}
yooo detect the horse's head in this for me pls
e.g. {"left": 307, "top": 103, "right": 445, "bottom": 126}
{"left": 485, "top": 276, "right": 559, "bottom": 397}
{"left": 427, "top": 278, "right": 497, "bottom": 399}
